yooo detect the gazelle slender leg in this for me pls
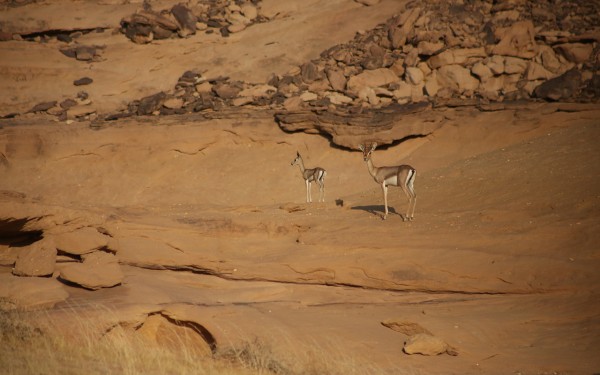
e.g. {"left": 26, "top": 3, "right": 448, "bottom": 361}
{"left": 318, "top": 180, "right": 324, "bottom": 202}
{"left": 382, "top": 183, "right": 388, "bottom": 220}
{"left": 305, "top": 180, "right": 310, "bottom": 202}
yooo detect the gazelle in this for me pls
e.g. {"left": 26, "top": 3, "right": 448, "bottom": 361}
{"left": 359, "top": 142, "right": 417, "bottom": 221}
{"left": 291, "top": 152, "right": 327, "bottom": 203}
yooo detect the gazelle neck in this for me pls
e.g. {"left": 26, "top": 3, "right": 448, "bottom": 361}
{"left": 365, "top": 157, "right": 377, "bottom": 177}
{"left": 296, "top": 157, "right": 306, "bottom": 173}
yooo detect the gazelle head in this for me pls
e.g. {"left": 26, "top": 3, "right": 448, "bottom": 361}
{"left": 358, "top": 142, "right": 377, "bottom": 162}
{"left": 291, "top": 151, "right": 301, "bottom": 166}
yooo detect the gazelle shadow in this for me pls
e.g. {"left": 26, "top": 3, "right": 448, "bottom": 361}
{"left": 351, "top": 205, "right": 401, "bottom": 218}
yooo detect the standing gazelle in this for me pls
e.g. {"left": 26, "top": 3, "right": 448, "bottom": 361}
{"left": 291, "top": 152, "right": 327, "bottom": 203}
{"left": 359, "top": 142, "right": 417, "bottom": 221}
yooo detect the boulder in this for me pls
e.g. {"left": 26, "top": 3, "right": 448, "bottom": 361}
{"left": 428, "top": 48, "right": 487, "bottom": 69}
{"left": 171, "top": 4, "right": 197, "bottom": 37}
{"left": 533, "top": 68, "right": 582, "bottom": 101}
{"left": 137, "top": 92, "right": 167, "bottom": 115}
{"left": 59, "top": 251, "right": 123, "bottom": 290}
{"left": 504, "top": 56, "right": 528, "bottom": 75}
{"left": 403, "top": 333, "right": 458, "bottom": 356}
{"left": 491, "top": 21, "right": 538, "bottom": 59}
{"left": 405, "top": 67, "right": 424, "bottom": 85}
{"left": 346, "top": 68, "right": 400, "bottom": 94}
{"left": 163, "top": 98, "right": 184, "bottom": 110}
{"left": 12, "top": 238, "right": 57, "bottom": 277}
{"left": 388, "top": 7, "right": 421, "bottom": 49}
{"left": 326, "top": 68, "right": 347, "bottom": 92}
{"left": 526, "top": 62, "right": 554, "bottom": 81}
{"left": 52, "top": 227, "right": 110, "bottom": 256}
{"left": 553, "top": 43, "right": 594, "bottom": 64}
{"left": 436, "top": 65, "right": 479, "bottom": 93}
{"left": 471, "top": 62, "right": 493, "bottom": 81}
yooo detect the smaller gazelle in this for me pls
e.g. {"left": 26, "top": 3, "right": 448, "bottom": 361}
{"left": 291, "top": 151, "right": 327, "bottom": 203}
{"left": 359, "top": 142, "right": 417, "bottom": 221}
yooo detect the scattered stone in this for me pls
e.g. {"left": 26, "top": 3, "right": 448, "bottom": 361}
{"left": 553, "top": 43, "right": 594, "bottom": 64}
{"left": 403, "top": 333, "right": 458, "bottom": 356}
{"left": 29, "top": 101, "right": 57, "bottom": 113}
{"left": 74, "top": 77, "right": 93, "bottom": 86}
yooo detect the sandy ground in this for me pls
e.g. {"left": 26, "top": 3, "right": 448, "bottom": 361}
{"left": 1, "top": 1, "right": 600, "bottom": 374}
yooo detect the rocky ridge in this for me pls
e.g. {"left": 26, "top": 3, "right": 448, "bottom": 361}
{"left": 9, "top": 0, "right": 598, "bottom": 149}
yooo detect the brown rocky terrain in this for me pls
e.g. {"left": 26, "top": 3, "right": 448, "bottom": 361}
{"left": 1, "top": 0, "right": 599, "bottom": 374}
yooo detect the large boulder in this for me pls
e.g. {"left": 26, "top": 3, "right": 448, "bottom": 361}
{"left": 12, "top": 238, "right": 56, "bottom": 277}
{"left": 52, "top": 227, "right": 110, "bottom": 256}
{"left": 436, "top": 65, "right": 479, "bottom": 94}
{"left": 59, "top": 251, "right": 123, "bottom": 290}
{"left": 490, "top": 21, "right": 538, "bottom": 59}
{"left": 533, "top": 68, "right": 582, "bottom": 101}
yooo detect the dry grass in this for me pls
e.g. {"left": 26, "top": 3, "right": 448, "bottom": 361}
{"left": 0, "top": 305, "right": 387, "bottom": 375}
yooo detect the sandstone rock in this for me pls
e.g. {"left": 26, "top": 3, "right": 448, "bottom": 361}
{"left": 52, "top": 227, "right": 110, "bottom": 256}
{"left": 12, "top": 238, "right": 56, "bottom": 277}
{"left": 417, "top": 40, "right": 444, "bottom": 56}
{"left": 300, "top": 91, "right": 318, "bottom": 102}
{"left": 533, "top": 68, "right": 582, "bottom": 101}
{"left": 424, "top": 72, "right": 439, "bottom": 97}
{"left": 59, "top": 251, "right": 123, "bottom": 290}
{"left": 0, "top": 274, "right": 69, "bottom": 310}
{"left": 325, "top": 92, "right": 353, "bottom": 105}
{"left": 526, "top": 62, "right": 554, "bottom": 81}
{"left": 283, "top": 96, "right": 304, "bottom": 111}
{"left": 487, "top": 55, "right": 504, "bottom": 75}
{"left": 239, "top": 84, "right": 277, "bottom": 99}
{"left": 213, "top": 83, "right": 241, "bottom": 99}
{"left": 503, "top": 56, "right": 528, "bottom": 74}
{"left": 428, "top": 48, "right": 487, "bottom": 69}
{"left": 393, "top": 81, "right": 413, "bottom": 100}
{"left": 228, "top": 23, "right": 247, "bottom": 33}
{"left": 73, "top": 77, "right": 93, "bottom": 86}
{"left": 436, "top": 65, "right": 479, "bottom": 93}
{"left": 137, "top": 92, "right": 167, "bottom": 115}
{"left": 171, "top": 4, "right": 197, "bottom": 37}
{"left": 29, "top": 101, "right": 57, "bottom": 113}
{"left": 491, "top": 21, "right": 538, "bottom": 59}
{"left": 355, "top": 0, "right": 381, "bottom": 5}
{"left": 403, "top": 333, "right": 458, "bottom": 356}
{"left": 326, "top": 69, "right": 347, "bottom": 92}
{"left": 405, "top": 67, "right": 424, "bottom": 85}
{"left": 163, "top": 98, "right": 184, "bottom": 110}
{"left": 538, "top": 45, "right": 563, "bottom": 73}
{"left": 471, "top": 62, "right": 493, "bottom": 81}
{"left": 195, "top": 81, "right": 212, "bottom": 94}
{"left": 388, "top": 7, "right": 421, "bottom": 49}
{"left": 301, "top": 62, "right": 321, "bottom": 83}
{"left": 240, "top": 4, "right": 258, "bottom": 20}
{"left": 67, "top": 104, "right": 96, "bottom": 119}
{"left": 553, "top": 43, "right": 594, "bottom": 64}
{"left": 358, "top": 86, "right": 379, "bottom": 105}
{"left": 346, "top": 68, "right": 400, "bottom": 94}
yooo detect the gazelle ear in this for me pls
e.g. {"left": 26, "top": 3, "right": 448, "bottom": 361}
{"left": 358, "top": 144, "right": 364, "bottom": 152}
{"left": 371, "top": 142, "right": 378, "bottom": 151}
{"left": 296, "top": 151, "right": 300, "bottom": 156}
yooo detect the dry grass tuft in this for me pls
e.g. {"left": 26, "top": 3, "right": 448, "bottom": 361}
{"left": 0, "top": 306, "right": 387, "bottom": 375}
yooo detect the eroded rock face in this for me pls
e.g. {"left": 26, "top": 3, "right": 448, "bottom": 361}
{"left": 0, "top": 274, "right": 69, "bottom": 310}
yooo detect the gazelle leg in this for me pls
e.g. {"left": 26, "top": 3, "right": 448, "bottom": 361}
{"left": 382, "top": 183, "right": 388, "bottom": 220}
{"left": 409, "top": 195, "right": 417, "bottom": 220}
{"left": 319, "top": 180, "right": 325, "bottom": 202}
{"left": 306, "top": 180, "right": 310, "bottom": 202}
